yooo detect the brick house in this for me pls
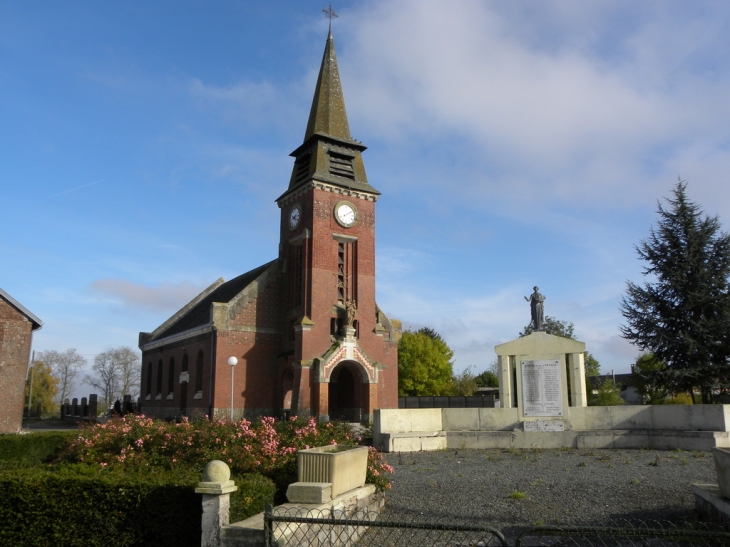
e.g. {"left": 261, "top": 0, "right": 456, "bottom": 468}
{"left": 0, "top": 288, "right": 43, "bottom": 433}
{"left": 139, "top": 31, "right": 400, "bottom": 422}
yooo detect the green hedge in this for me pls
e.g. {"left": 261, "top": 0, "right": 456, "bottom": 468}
{"left": 0, "top": 432, "right": 76, "bottom": 466}
{"left": 0, "top": 465, "right": 275, "bottom": 547}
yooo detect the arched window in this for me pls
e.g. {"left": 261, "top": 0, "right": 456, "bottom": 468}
{"left": 195, "top": 350, "right": 204, "bottom": 393}
{"left": 146, "top": 362, "right": 152, "bottom": 396}
{"left": 167, "top": 357, "right": 175, "bottom": 396}
{"left": 156, "top": 360, "right": 163, "bottom": 396}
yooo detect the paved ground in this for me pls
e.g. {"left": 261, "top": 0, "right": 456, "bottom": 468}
{"left": 380, "top": 447, "right": 718, "bottom": 537}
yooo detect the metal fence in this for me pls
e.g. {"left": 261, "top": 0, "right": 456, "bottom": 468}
{"left": 264, "top": 506, "right": 730, "bottom": 547}
{"left": 398, "top": 396, "right": 496, "bottom": 409}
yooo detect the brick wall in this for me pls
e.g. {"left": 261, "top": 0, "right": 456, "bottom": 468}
{"left": 0, "top": 298, "right": 34, "bottom": 433}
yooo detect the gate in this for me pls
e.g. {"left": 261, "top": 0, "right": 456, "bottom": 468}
{"left": 263, "top": 506, "right": 730, "bottom": 547}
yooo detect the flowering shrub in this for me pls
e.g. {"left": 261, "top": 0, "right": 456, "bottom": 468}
{"left": 59, "top": 415, "right": 393, "bottom": 493}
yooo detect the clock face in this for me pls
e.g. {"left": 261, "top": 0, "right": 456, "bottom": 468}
{"left": 335, "top": 202, "right": 357, "bottom": 228}
{"left": 289, "top": 205, "right": 301, "bottom": 230}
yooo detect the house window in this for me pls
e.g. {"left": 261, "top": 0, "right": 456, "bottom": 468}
{"left": 146, "top": 362, "right": 152, "bottom": 396}
{"left": 168, "top": 357, "right": 175, "bottom": 396}
{"left": 156, "top": 360, "right": 163, "bottom": 396}
{"left": 195, "top": 350, "right": 204, "bottom": 393}
{"left": 337, "top": 241, "right": 357, "bottom": 303}
{"left": 288, "top": 243, "right": 304, "bottom": 310}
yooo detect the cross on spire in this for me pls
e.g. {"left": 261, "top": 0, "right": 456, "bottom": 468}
{"left": 323, "top": 2, "right": 338, "bottom": 33}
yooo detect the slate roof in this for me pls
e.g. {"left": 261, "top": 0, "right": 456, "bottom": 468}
{"left": 152, "top": 260, "right": 276, "bottom": 341}
{"left": 0, "top": 288, "right": 43, "bottom": 330}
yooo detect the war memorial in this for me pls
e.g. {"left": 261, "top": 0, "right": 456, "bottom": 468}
{"left": 373, "top": 288, "right": 730, "bottom": 452}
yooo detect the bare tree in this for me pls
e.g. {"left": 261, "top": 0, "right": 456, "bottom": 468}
{"left": 37, "top": 349, "right": 87, "bottom": 404}
{"left": 84, "top": 346, "right": 141, "bottom": 407}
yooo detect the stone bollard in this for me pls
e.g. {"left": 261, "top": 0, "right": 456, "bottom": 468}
{"left": 195, "top": 460, "right": 238, "bottom": 547}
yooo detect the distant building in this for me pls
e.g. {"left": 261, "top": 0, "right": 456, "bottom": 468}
{"left": 138, "top": 31, "right": 400, "bottom": 422}
{"left": 588, "top": 373, "right": 643, "bottom": 405}
{"left": 0, "top": 288, "right": 42, "bottom": 433}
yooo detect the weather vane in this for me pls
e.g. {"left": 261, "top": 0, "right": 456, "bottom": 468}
{"left": 323, "top": 2, "right": 338, "bottom": 32}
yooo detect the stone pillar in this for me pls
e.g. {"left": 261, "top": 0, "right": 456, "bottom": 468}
{"left": 497, "top": 355, "right": 512, "bottom": 408}
{"left": 316, "top": 381, "right": 329, "bottom": 422}
{"left": 365, "top": 382, "right": 377, "bottom": 422}
{"left": 195, "top": 460, "right": 238, "bottom": 547}
{"left": 567, "top": 352, "right": 588, "bottom": 407}
{"left": 72, "top": 398, "right": 79, "bottom": 417}
{"left": 81, "top": 397, "right": 88, "bottom": 417}
{"left": 89, "top": 394, "right": 98, "bottom": 418}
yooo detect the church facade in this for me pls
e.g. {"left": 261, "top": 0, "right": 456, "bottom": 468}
{"left": 139, "top": 32, "right": 400, "bottom": 422}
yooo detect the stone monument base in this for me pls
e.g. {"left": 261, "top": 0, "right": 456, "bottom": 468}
{"left": 692, "top": 484, "right": 730, "bottom": 531}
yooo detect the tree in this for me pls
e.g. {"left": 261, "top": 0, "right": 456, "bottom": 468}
{"left": 519, "top": 316, "right": 575, "bottom": 339}
{"left": 592, "top": 378, "right": 625, "bottom": 406}
{"left": 25, "top": 361, "right": 59, "bottom": 416}
{"left": 37, "top": 349, "right": 86, "bottom": 404}
{"left": 450, "top": 366, "right": 479, "bottom": 396}
{"left": 475, "top": 370, "right": 499, "bottom": 388}
{"left": 398, "top": 328, "right": 454, "bottom": 396}
{"left": 632, "top": 353, "right": 671, "bottom": 404}
{"left": 620, "top": 181, "right": 730, "bottom": 403}
{"left": 84, "top": 346, "right": 141, "bottom": 407}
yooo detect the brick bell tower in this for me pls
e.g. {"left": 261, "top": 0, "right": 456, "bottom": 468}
{"left": 275, "top": 31, "right": 399, "bottom": 422}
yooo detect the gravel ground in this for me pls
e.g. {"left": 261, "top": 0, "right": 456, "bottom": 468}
{"left": 380, "top": 447, "right": 717, "bottom": 537}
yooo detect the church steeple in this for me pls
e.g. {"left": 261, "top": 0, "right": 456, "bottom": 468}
{"left": 304, "top": 31, "right": 351, "bottom": 141}
{"left": 278, "top": 32, "right": 379, "bottom": 200}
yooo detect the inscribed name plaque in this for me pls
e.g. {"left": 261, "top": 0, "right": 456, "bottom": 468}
{"left": 521, "top": 359, "right": 563, "bottom": 417}
{"left": 523, "top": 420, "right": 565, "bottom": 432}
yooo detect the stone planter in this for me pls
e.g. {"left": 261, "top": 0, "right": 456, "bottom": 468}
{"left": 713, "top": 447, "right": 730, "bottom": 498}
{"left": 297, "top": 444, "right": 368, "bottom": 498}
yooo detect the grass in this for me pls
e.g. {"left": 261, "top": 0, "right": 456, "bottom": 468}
{"left": 509, "top": 491, "right": 527, "bottom": 500}
{"left": 631, "top": 478, "right": 640, "bottom": 485}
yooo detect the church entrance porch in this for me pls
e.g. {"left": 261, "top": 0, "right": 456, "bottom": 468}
{"left": 328, "top": 361, "right": 366, "bottom": 422}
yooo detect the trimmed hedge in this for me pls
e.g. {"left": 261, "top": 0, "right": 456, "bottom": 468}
{"left": 0, "top": 465, "right": 275, "bottom": 547}
{"left": 0, "top": 432, "right": 76, "bottom": 465}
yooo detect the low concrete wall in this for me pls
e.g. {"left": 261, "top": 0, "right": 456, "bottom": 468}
{"left": 374, "top": 405, "right": 730, "bottom": 452}
{"left": 570, "top": 405, "right": 730, "bottom": 432}
{"left": 220, "top": 485, "right": 384, "bottom": 547}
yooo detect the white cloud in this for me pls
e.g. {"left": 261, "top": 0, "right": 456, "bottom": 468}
{"left": 89, "top": 278, "right": 208, "bottom": 313}
{"left": 339, "top": 0, "right": 730, "bottom": 211}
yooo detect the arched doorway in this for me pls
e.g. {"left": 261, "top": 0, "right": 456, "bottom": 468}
{"left": 328, "top": 361, "right": 364, "bottom": 422}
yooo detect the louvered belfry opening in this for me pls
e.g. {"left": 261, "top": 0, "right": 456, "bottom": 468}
{"left": 293, "top": 153, "right": 311, "bottom": 187}
{"left": 329, "top": 150, "right": 355, "bottom": 180}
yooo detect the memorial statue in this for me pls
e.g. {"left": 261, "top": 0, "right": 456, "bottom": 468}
{"left": 345, "top": 299, "right": 357, "bottom": 328}
{"left": 524, "top": 287, "right": 545, "bottom": 331}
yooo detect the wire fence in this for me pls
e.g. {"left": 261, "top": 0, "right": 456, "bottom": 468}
{"left": 263, "top": 506, "right": 730, "bottom": 547}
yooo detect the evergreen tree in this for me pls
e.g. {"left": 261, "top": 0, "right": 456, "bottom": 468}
{"left": 398, "top": 328, "right": 454, "bottom": 396}
{"left": 620, "top": 181, "right": 730, "bottom": 403}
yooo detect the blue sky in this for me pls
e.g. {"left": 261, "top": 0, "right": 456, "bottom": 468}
{"left": 3, "top": 1, "right": 730, "bottom": 395}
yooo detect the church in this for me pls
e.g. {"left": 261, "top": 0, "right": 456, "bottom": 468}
{"left": 139, "top": 31, "right": 400, "bottom": 422}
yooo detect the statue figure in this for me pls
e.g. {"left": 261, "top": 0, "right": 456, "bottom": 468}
{"left": 524, "top": 287, "right": 545, "bottom": 331}
{"left": 345, "top": 299, "right": 357, "bottom": 328}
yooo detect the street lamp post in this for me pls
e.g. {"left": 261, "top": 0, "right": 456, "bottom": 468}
{"left": 228, "top": 356, "right": 238, "bottom": 422}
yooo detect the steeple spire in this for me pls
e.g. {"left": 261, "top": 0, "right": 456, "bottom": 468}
{"left": 304, "top": 32, "right": 351, "bottom": 141}
{"left": 278, "top": 30, "right": 379, "bottom": 201}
